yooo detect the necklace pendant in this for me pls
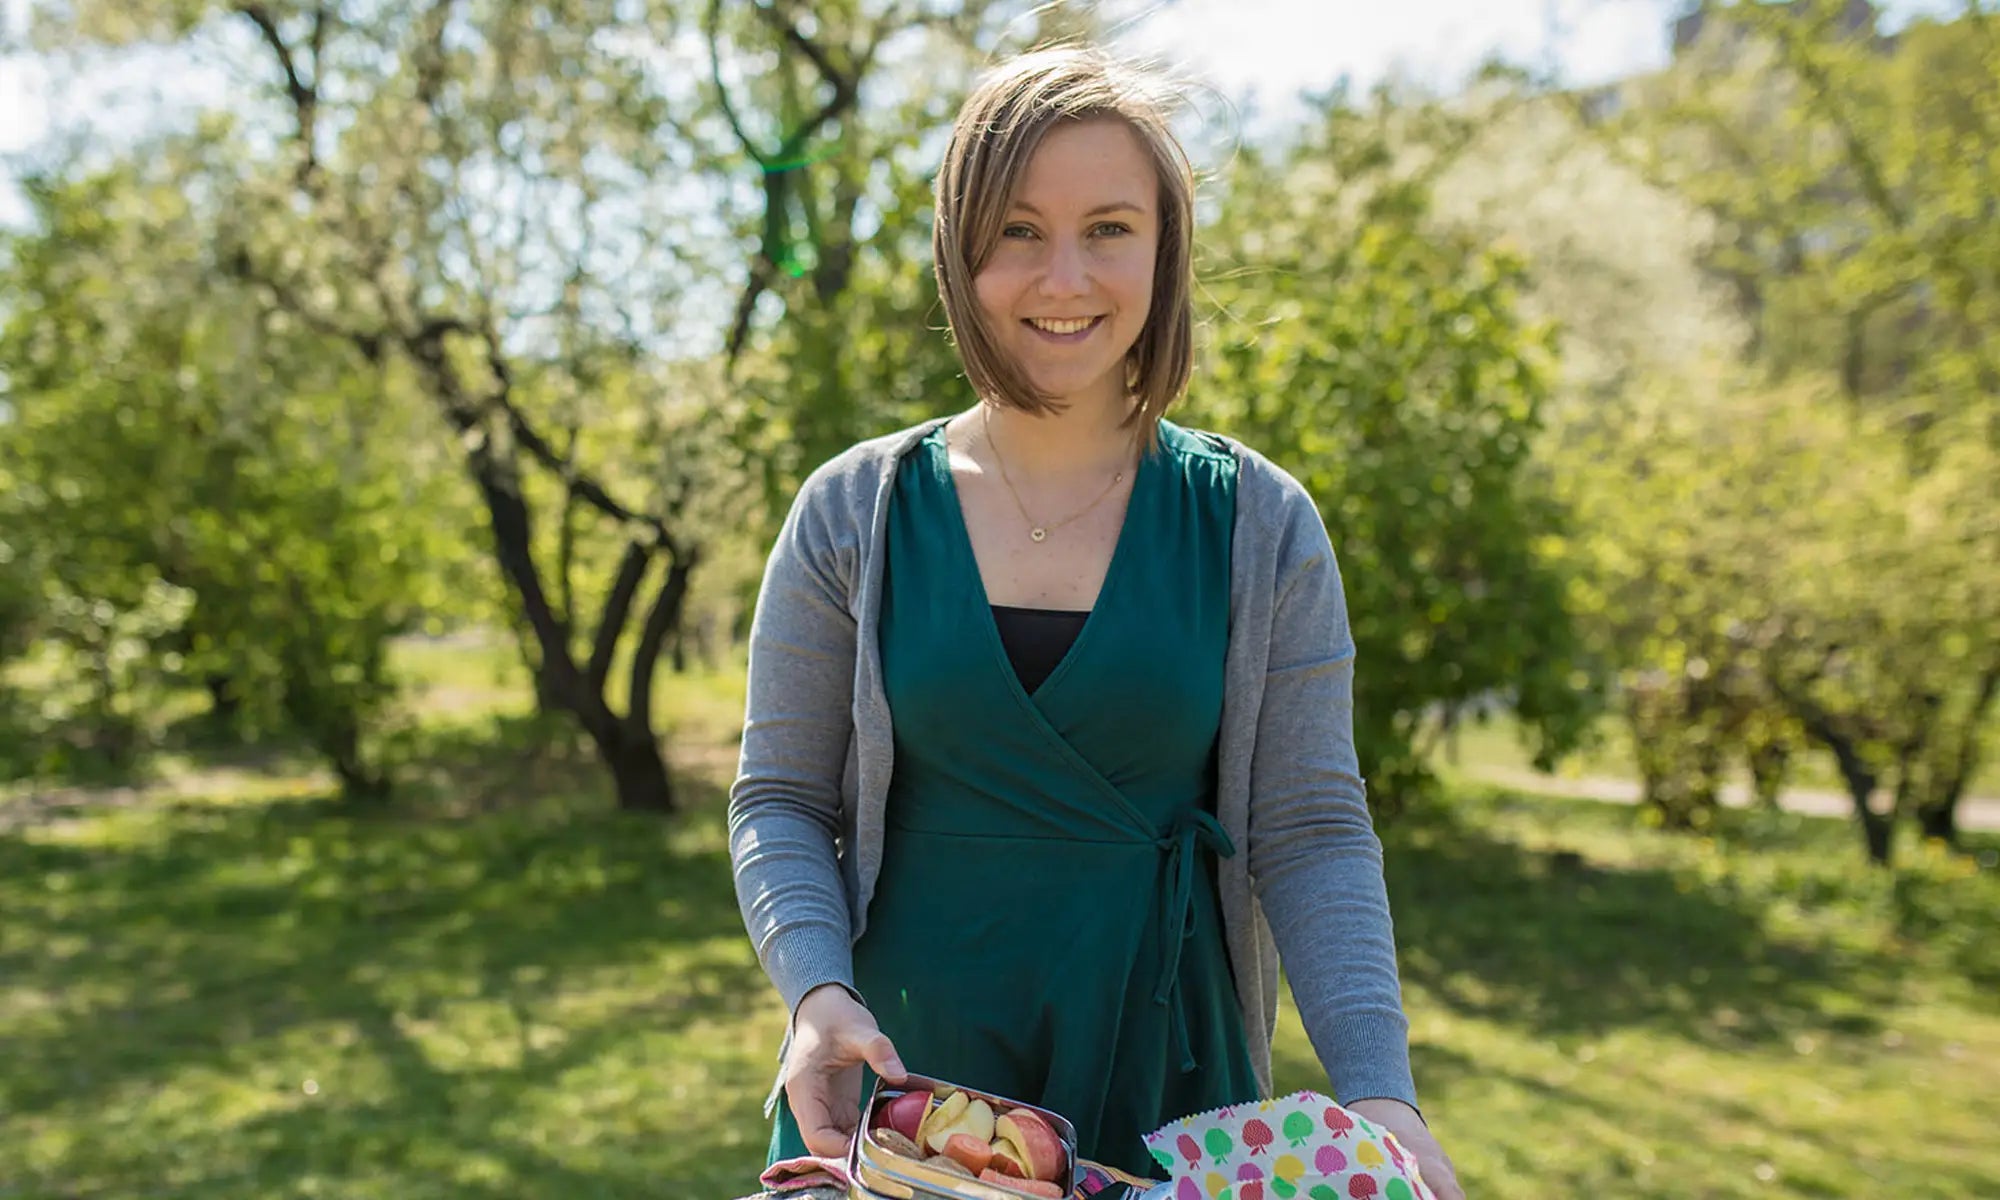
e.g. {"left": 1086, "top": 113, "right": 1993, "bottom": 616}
{"left": 1030, "top": 527, "right": 1048, "bottom": 543}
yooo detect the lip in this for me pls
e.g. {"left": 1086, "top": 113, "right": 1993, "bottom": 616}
{"left": 1022, "top": 315, "right": 1104, "bottom": 344}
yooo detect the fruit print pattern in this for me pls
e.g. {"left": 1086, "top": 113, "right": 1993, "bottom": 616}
{"left": 1141, "top": 1091, "right": 1436, "bottom": 1200}
{"left": 1241, "top": 1119, "right": 1275, "bottom": 1156}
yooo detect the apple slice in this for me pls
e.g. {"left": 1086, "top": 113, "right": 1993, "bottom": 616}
{"left": 993, "top": 1109, "right": 1065, "bottom": 1183}
{"left": 916, "top": 1089, "right": 969, "bottom": 1152}
{"left": 979, "top": 1168, "right": 1064, "bottom": 1199}
{"left": 878, "top": 1089, "right": 932, "bottom": 1142}
{"left": 941, "top": 1132, "right": 994, "bottom": 1175}
{"left": 924, "top": 1095, "right": 996, "bottom": 1154}
{"left": 986, "top": 1142, "right": 1027, "bottom": 1178}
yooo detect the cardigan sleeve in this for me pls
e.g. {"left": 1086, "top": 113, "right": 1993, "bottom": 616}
{"left": 727, "top": 466, "right": 864, "bottom": 1016}
{"left": 1244, "top": 481, "right": 1419, "bottom": 1112}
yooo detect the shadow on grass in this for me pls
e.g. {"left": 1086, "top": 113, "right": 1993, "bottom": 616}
{"left": 0, "top": 757, "right": 764, "bottom": 1197}
{"left": 1368, "top": 793, "right": 1895, "bottom": 1050}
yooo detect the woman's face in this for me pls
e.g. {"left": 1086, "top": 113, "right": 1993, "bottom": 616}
{"left": 973, "top": 118, "right": 1159, "bottom": 412}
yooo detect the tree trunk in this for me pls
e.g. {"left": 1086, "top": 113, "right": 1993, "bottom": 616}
{"left": 597, "top": 720, "right": 674, "bottom": 813}
{"left": 1825, "top": 735, "right": 1893, "bottom": 867}
{"left": 1914, "top": 801, "right": 1957, "bottom": 845}
{"left": 331, "top": 746, "right": 392, "bottom": 804}
{"left": 418, "top": 348, "right": 686, "bottom": 816}
{"left": 203, "top": 672, "right": 242, "bottom": 725}
{"left": 1747, "top": 740, "right": 1790, "bottom": 810}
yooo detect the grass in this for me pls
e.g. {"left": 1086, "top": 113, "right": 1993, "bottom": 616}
{"left": 3, "top": 648, "right": 1997, "bottom": 1198}
{"left": 1437, "top": 709, "right": 2000, "bottom": 799}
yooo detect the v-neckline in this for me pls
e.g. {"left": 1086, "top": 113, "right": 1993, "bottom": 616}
{"left": 929, "top": 425, "right": 1148, "bottom": 705}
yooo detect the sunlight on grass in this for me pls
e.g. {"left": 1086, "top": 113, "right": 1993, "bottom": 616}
{"left": 1444, "top": 709, "right": 2000, "bottom": 798}
{"left": 3, "top": 662, "right": 1995, "bottom": 1198}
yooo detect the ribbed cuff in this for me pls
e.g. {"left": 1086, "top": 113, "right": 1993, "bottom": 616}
{"left": 1323, "top": 1008, "right": 1420, "bottom": 1113}
{"left": 765, "top": 925, "right": 858, "bottom": 1016}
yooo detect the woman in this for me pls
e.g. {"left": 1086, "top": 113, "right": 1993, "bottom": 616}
{"left": 727, "top": 46, "right": 1465, "bottom": 1199}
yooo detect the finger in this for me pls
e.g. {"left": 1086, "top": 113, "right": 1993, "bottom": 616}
{"left": 1421, "top": 1158, "right": 1464, "bottom": 1200}
{"left": 792, "top": 1089, "right": 859, "bottom": 1159}
{"left": 856, "top": 1031, "right": 907, "bottom": 1083}
{"left": 800, "top": 1116, "right": 857, "bottom": 1159}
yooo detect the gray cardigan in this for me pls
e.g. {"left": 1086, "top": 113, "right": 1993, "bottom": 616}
{"left": 727, "top": 417, "right": 1417, "bottom": 1114}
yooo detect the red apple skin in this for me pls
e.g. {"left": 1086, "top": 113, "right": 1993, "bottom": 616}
{"left": 994, "top": 1109, "right": 1065, "bottom": 1183}
{"left": 986, "top": 1147, "right": 1027, "bottom": 1178}
{"left": 979, "top": 1169, "right": 1063, "bottom": 1199}
{"left": 881, "top": 1090, "right": 932, "bottom": 1142}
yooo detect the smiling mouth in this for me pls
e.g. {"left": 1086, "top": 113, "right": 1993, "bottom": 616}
{"left": 1025, "top": 316, "right": 1104, "bottom": 337}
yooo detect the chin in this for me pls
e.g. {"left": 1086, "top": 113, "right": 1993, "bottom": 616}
{"left": 1022, "top": 367, "right": 1123, "bottom": 407}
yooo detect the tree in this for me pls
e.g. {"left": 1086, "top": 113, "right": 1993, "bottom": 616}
{"left": 0, "top": 159, "right": 481, "bottom": 796}
{"left": 1424, "top": 86, "right": 1805, "bottom": 827}
{"left": 1187, "top": 89, "right": 1599, "bottom": 803}
{"left": 21, "top": 0, "right": 1021, "bottom": 811}
{"left": 1577, "top": 0, "right": 2000, "bottom": 855}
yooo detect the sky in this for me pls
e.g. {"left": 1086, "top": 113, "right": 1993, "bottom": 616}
{"left": 0, "top": 0, "right": 1967, "bottom": 229}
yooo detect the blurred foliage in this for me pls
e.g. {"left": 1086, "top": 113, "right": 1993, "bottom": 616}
{"left": 1576, "top": 0, "right": 2000, "bottom": 859}
{"left": 0, "top": 162, "right": 486, "bottom": 796}
{"left": 1423, "top": 0, "right": 2000, "bottom": 857}
{"left": 1187, "top": 90, "right": 1599, "bottom": 803}
{"left": 4, "top": 0, "right": 1059, "bottom": 810}
{"left": 0, "top": 2, "right": 1992, "bottom": 866}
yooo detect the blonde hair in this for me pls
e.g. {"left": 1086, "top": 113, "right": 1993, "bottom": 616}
{"left": 932, "top": 46, "right": 1196, "bottom": 444}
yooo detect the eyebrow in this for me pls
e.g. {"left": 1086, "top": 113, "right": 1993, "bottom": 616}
{"left": 1009, "top": 200, "right": 1148, "bottom": 218}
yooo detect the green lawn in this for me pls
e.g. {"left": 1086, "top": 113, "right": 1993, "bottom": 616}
{"left": 1438, "top": 708, "right": 2000, "bottom": 799}
{"left": 3, "top": 663, "right": 1996, "bottom": 1198}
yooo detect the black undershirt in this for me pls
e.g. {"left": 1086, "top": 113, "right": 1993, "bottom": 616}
{"left": 990, "top": 604, "right": 1089, "bottom": 694}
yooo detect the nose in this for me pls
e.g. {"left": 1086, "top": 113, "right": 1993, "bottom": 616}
{"left": 1038, "top": 234, "right": 1089, "bottom": 298}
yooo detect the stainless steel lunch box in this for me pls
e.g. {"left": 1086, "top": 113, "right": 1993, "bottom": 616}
{"left": 846, "top": 1073, "right": 1081, "bottom": 1200}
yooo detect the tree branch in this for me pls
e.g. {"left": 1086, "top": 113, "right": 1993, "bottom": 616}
{"left": 1765, "top": 18, "right": 1906, "bottom": 231}
{"left": 706, "top": 0, "right": 771, "bottom": 166}
{"left": 589, "top": 541, "right": 650, "bottom": 695}
{"left": 628, "top": 551, "right": 698, "bottom": 734}
{"left": 233, "top": 2, "right": 320, "bottom": 185}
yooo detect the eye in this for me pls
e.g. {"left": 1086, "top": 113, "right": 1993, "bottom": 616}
{"left": 1001, "top": 223, "right": 1038, "bottom": 240}
{"left": 1091, "top": 221, "right": 1132, "bottom": 237}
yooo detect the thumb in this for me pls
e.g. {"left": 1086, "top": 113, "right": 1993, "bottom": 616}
{"left": 855, "top": 1030, "right": 907, "bottom": 1084}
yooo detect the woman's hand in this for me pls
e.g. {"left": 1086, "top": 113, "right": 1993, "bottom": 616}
{"left": 783, "top": 983, "right": 909, "bottom": 1158}
{"left": 1346, "top": 1098, "right": 1465, "bottom": 1200}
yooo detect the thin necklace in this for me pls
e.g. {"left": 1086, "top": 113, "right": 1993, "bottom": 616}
{"left": 979, "top": 403, "right": 1131, "bottom": 544}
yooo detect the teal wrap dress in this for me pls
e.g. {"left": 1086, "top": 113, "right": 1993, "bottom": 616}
{"left": 770, "top": 421, "right": 1260, "bottom": 1176}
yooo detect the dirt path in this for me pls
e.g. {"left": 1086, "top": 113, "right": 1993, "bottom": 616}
{"left": 1458, "top": 766, "right": 2000, "bottom": 833}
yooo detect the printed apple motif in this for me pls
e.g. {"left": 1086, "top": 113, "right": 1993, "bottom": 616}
{"left": 1347, "top": 1176, "right": 1379, "bottom": 1199}
{"left": 1242, "top": 1119, "right": 1274, "bottom": 1156}
{"left": 1282, "top": 1111, "right": 1315, "bottom": 1149}
{"left": 1204, "top": 1127, "right": 1236, "bottom": 1165}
